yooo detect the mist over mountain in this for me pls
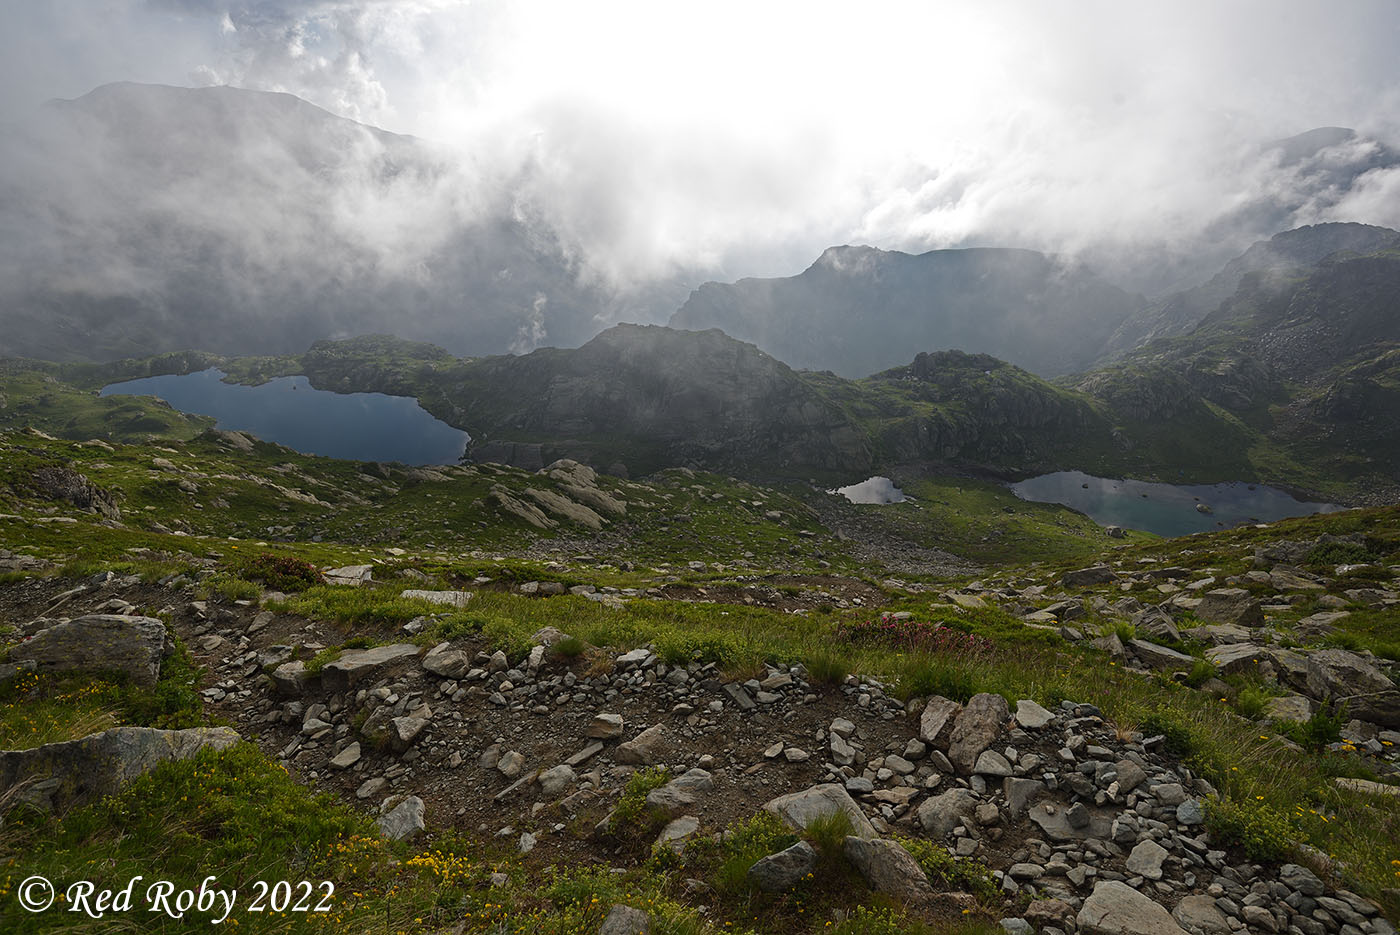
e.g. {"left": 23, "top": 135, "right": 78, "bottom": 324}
{"left": 0, "top": 82, "right": 691, "bottom": 362}
{"left": 669, "top": 245, "right": 1143, "bottom": 379}
{"left": 3, "top": 82, "right": 1400, "bottom": 370}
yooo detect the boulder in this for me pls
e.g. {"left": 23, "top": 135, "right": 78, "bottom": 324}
{"left": 1172, "top": 895, "right": 1231, "bottom": 935}
{"left": 747, "top": 840, "right": 818, "bottom": 892}
{"left": 1204, "top": 643, "right": 1270, "bottom": 675}
{"left": 615, "top": 725, "right": 672, "bottom": 765}
{"left": 1013, "top": 699, "right": 1056, "bottom": 730}
{"left": 10, "top": 614, "right": 168, "bottom": 688}
{"left": 324, "top": 564, "right": 373, "bottom": 586}
{"left": 320, "top": 644, "right": 421, "bottom": 692}
{"left": 843, "top": 836, "right": 934, "bottom": 903}
{"left": 422, "top": 643, "right": 474, "bottom": 679}
{"left": 588, "top": 713, "right": 625, "bottom": 740}
{"left": 1264, "top": 695, "right": 1313, "bottom": 722}
{"left": 1078, "top": 880, "right": 1188, "bottom": 935}
{"left": 401, "top": 589, "right": 473, "bottom": 608}
{"left": 537, "top": 765, "right": 577, "bottom": 798}
{"left": 947, "top": 693, "right": 1009, "bottom": 773}
{"left": 271, "top": 660, "right": 315, "bottom": 697}
{"left": 919, "top": 696, "right": 962, "bottom": 747}
{"left": 645, "top": 768, "right": 714, "bottom": 816}
{"left": 917, "top": 787, "right": 980, "bottom": 838}
{"left": 1125, "top": 839, "right": 1169, "bottom": 879}
{"left": 1305, "top": 649, "right": 1400, "bottom": 727}
{"left": 763, "top": 783, "right": 877, "bottom": 838}
{"left": 377, "top": 795, "right": 425, "bottom": 842}
{"left": 1062, "top": 565, "right": 1118, "bottom": 587}
{"left": 0, "top": 726, "right": 239, "bottom": 813}
{"left": 1194, "top": 589, "right": 1263, "bottom": 626}
{"left": 1134, "top": 608, "right": 1181, "bottom": 643}
{"left": 1003, "top": 778, "right": 1047, "bottom": 817}
{"left": 1129, "top": 639, "right": 1194, "bottom": 670}
{"left": 1191, "top": 623, "right": 1254, "bottom": 646}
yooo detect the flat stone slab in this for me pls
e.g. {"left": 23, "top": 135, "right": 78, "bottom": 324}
{"left": 320, "top": 644, "right": 421, "bottom": 691}
{"left": 401, "top": 589, "right": 473, "bottom": 608}
{"left": 10, "top": 614, "right": 168, "bottom": 688}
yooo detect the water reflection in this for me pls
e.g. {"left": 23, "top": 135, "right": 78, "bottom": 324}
{"left": 1011, "top": 470, "right": 1341, "bottom": 537}
{"left": 101, "top": 368, "right": 469, "bottom": 465}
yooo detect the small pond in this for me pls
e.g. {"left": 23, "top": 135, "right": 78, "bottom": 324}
{"left": 1011, "top": 470, "right": 1342, "bottom": 537}
{"left": 100, "top": 368, "right": 469, "bottom": 465}
{"left": 831, "top": 476, "right": 907, "bottom": 504}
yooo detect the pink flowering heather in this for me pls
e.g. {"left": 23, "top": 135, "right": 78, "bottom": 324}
{"left": 836, "top": 617, "right": 993, "bottom": 657}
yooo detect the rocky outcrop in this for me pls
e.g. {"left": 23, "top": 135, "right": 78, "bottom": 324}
{"left": 0, "top": 726, "right": 239, "bottom": 813}
{"left": 10, "top": 614, "right": 168, "bottom": 687}
{"left": 30, "top": 466, "right": 121, "bottom": 519}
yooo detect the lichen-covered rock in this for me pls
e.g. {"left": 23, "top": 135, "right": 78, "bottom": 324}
{"left": 947, "top": 693, "right": 1009, "bottom": 773}
{"left": 10, "top": 614, "right": 168, "bottom": 687}
{"left": 0, "top": 726, "right": 239, "bottom": 813}
{"left": 319, "top": 644, "right": 420, "bottom": 692}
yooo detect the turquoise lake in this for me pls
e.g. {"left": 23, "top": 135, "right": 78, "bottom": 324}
{"left": 1011, "top": 471, "right": 1343, "bottom": 537}
{"left": 100, "top": 368, "right": 469, "bottom": 465}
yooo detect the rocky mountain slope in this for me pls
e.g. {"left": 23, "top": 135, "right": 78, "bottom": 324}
{"left": 1102, "top": 224, "right": 1400, "bottom": 360}
{"left": 1079, "top": 230, "right": 1400, "bottom": 497}
{"left": 670, "top": 246, "right": 1144, "bottom": 379}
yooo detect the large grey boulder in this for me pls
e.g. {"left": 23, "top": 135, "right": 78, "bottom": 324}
{"left": 1062, "top": 565, "right": 1118, "bottom": 587}
{"left": 919, "top": 696, "right": 962, "bottom": 747}
{"left": 271, "top": 660, "right": 316, "bottom": 697}
{"left": 645, "top": 768, "right": 714, "bottom": 816}
{"left": 376, "top": 795, "right": 425, "bottom": 842}
{"left": 1013, "top": 699, "right": 1055, "bottom": 730}
{"left": 843, "top": 836, "right": 934, "bottom": 903}
{"left": 1194, "top": 588, "right": 1263, "bottom": 626}
{"left": 1305, "top": 649, "right": 1400, "bottom": 727}
{"left": 422, "top": 642, "right": 473, "bottom": 679}
{"left": 917, "top": 787, "right": 979, "bottom": 838}
{"left": 747, "top": 840, "right": 818, "bottom": 892}
{"left": 1129, "top": 639, "right": 1194, "bottom": 670}
{"left": 598, "top": 904, "right": 650, "bottom": 935}
{"left": 320, "top": 644, "right": 421, "bottom": 692}
{"left": 0, "top": 726, "right": 239, "bottom": 813}
{"left": 401, "top": 589, "right": 473, "bottom": 608}
{"left": 1204, "top": 643, "right": 1270, "bottom": 676}
{"left": 1172, "top": 895, "right": 1231, "bottom": 935}
{"left": 763, "top": 783, "right": 877, "bottom": 838}
{"left": 1078, "top": 880, "right": 1188, "bottom": 935}
{"left": 615, "top": 725, "right": 672, "bottom": 765}
{"left": 10, "top": 615, "right": 168, "bottom": 688}
{"left": 947, "top": 693, "right": 1009, "bottom": 773}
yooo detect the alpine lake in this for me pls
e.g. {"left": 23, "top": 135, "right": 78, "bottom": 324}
{"left": 100, "top": 368, "right": 469, "bottom": 466}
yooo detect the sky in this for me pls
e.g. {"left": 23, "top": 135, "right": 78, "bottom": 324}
{"left": 4, "top": 0, "right": 1400, "bottom": 290}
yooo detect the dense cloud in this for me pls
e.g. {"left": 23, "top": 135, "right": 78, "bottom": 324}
{"left": 2, "top": 0, "right": 1400, "bottom": 352}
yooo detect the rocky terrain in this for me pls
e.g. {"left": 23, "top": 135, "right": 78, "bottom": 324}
{"left": 1, "top": 554, "right": 1397, "bottom": 934}
{"left": 1, "top": 431, "right": 1398, "bottom": 934}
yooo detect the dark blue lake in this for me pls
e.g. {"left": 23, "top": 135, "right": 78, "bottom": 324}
{"left": 100, "top": 368, "right": 469, "bottom": 465}
{"left": 1011, "top": 470, "right": 1343, "bottom": 537}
